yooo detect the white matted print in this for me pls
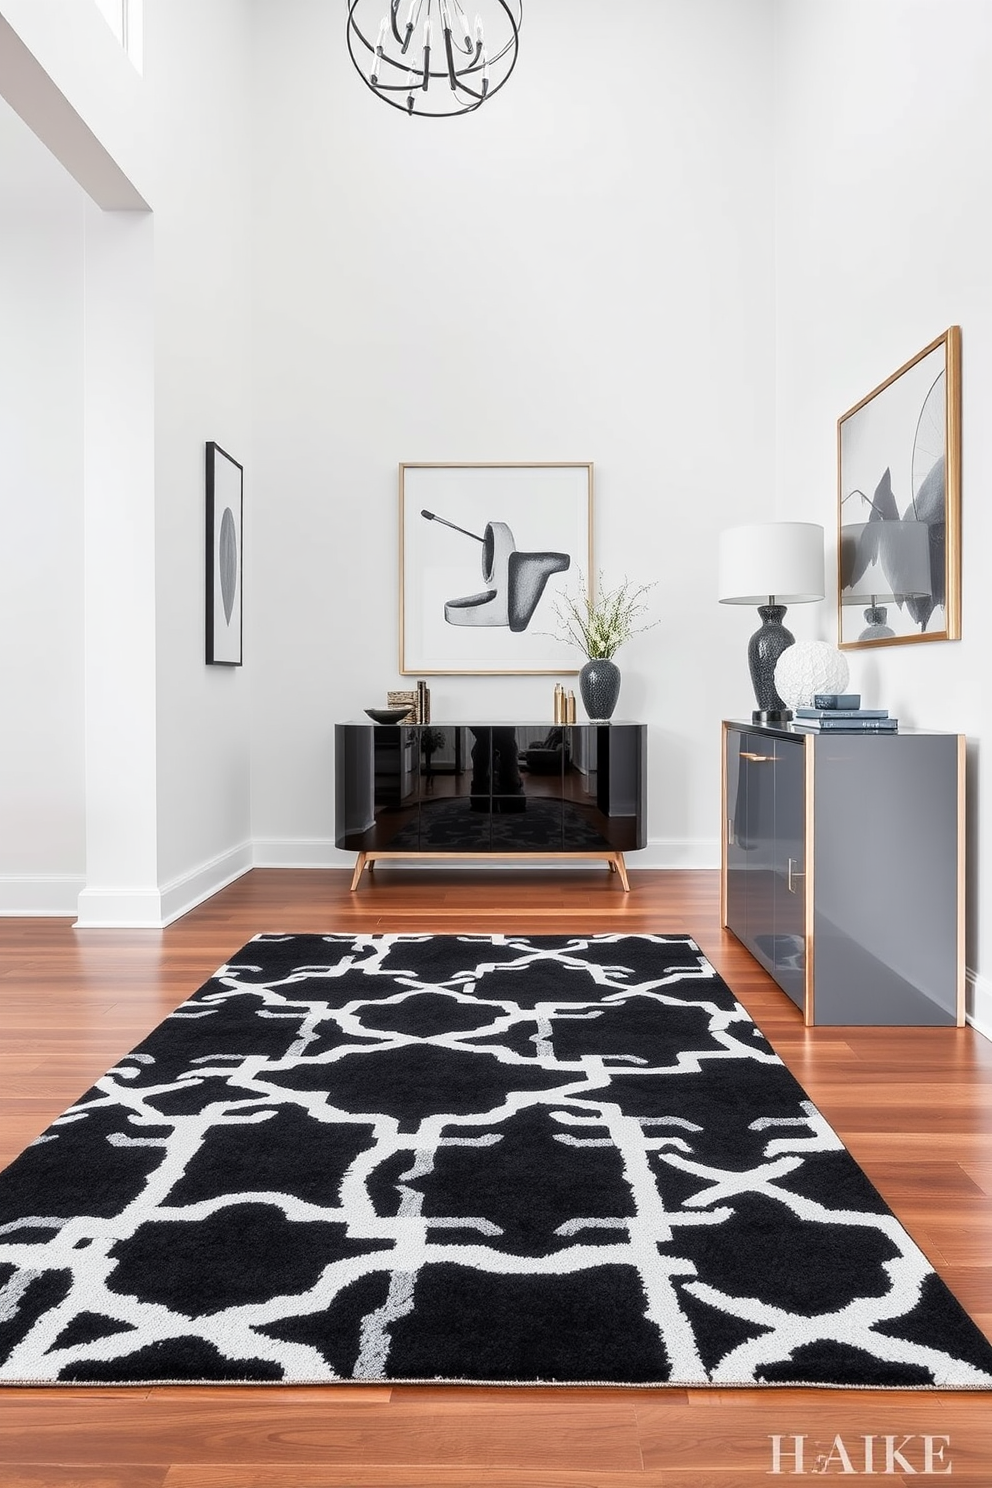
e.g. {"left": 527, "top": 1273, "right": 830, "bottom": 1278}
{"left": 400, "top": 463, "right": 593, "bottom": 675}
{"left": 205, "top": 442, "right": 243, "bottom": 666}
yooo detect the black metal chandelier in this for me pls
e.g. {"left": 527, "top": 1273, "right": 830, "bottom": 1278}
{"left": 347, "top": 0, "right": 521, "bottom": 117}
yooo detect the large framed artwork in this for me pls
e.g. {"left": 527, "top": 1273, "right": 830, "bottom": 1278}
{"left": 837, "top": 326, "right": 961, "bottom": 649}
{"left": 205, "top": 441, "right": 244, "bottom": 666}
{"left": 400, "top": 463, "right": 593, "bottom": 675}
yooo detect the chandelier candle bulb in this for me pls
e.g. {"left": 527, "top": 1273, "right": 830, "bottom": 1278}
{"left": 371, "top": 17, "right": 387, "bottom": 81}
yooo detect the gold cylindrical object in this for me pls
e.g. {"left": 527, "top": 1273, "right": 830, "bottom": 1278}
{"left": 566, "top": 689, "right": 576, "bottom": 724}
{"left": 553, "top": 683, "right": 564, "bottom": 724}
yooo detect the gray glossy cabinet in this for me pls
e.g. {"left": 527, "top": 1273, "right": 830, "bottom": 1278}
{"left": 722, "top": 721, "right": 964, "bottom": 1027}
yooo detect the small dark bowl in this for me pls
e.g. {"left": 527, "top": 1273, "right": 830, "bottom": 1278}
{"left": 364, "top": 707, "right": 412, "bottom": 724}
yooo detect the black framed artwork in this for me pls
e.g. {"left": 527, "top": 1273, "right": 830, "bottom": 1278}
{"left": 205, "top": 441, "right": 243, "bottom": 666}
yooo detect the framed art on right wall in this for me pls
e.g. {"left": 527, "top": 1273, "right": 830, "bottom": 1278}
{"left": 837, "top": 325, "right": 961, "bottom": 649}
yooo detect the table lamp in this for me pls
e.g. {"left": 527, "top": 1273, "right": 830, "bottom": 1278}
{"left": 718, "top": 522, "right": 825, "bottom": 722}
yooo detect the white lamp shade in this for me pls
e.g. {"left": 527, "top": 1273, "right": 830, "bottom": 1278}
{"left": 718, "top": 522, "right": 825, "bottom": 605}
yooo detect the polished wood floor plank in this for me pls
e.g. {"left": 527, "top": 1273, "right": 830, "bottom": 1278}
{"left": 1, "top": 867, "right": 991, "bottom": 1488}
{"left": 1, "top": 1470, "right": 167, "bottom": 1488}
{"left": 161, "top": 1472, "right": 657, "bottom": 1488}
{"left": 0, "top": 1398, "right": 642, "bottom": 1469}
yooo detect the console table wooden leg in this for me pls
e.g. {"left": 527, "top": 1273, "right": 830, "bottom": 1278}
{"left": 350, "top": 853, "right": 368, "bottom": 892}
{"left": 612, "top": 853, "right": 630, "bottom": 892}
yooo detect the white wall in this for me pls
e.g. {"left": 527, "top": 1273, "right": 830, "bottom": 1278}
{"left": 773, "top": 0, "right": 992, "bottom": 1025}
{"left": 142, "top": 0, "right": 255, "bottom": 917}
{"left": 0, "top": 97, "right": 86, "bottom": 912}
{"left": 76, "top": 200, "right": 160, "bottom": 928}
{"left": 249, "top": 0, "right": 778, "bottom": 868}
{"left": 0, "top": 0, "right": 255, "bottom": 924}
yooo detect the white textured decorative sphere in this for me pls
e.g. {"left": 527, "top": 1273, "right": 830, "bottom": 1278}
{"left": 774, "top": 641, "right": 849, "bottom": 710}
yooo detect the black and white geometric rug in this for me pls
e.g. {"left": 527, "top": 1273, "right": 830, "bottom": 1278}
{"left": 1, "top": 933, "right": 991, "bottom": 1389}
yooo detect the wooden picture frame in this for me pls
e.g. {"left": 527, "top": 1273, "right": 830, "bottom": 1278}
{"left": 837, "top": 327, "right": 961, "bottom": 649}
{"left": 205, "top": 441, "right": 244, "bottom": 666}
{"left": 399, "top": 463, "right": 593, "bottom": 676}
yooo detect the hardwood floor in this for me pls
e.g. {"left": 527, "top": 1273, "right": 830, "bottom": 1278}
{"left": 1, "top": 866, "right": 991, "bottom": 1486}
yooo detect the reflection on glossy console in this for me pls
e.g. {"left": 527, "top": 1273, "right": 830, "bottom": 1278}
{"left": 335, "top": 722, "right": 646, "bottom": 889}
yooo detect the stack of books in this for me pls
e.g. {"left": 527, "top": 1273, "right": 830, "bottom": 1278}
{"left": 793, "top": 694, "right": 897, "bottom": 733}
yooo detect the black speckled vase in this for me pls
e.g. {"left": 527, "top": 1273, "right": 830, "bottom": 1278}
{"left": 748, "top": 604, "right": 794, "bottom": 718}
{"left": 579, "top": 658, "right": 621, "bottom": 720}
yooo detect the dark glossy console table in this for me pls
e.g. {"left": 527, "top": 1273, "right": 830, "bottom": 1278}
{"left": 335, "top": 721, "right": 646, "bottom": 890}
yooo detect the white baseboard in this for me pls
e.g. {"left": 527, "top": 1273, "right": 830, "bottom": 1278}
{"left": 0, "top": 874, "right": 86, "bottom": 916}
{"left": 0, "top": 840, "right": 721, "bottom": 918}
{"left": 631, "top": 839, "right": 720, "bottom": 870}
{"left": 158, "top": 842, "right": 254, "bottom": 926}
{"left": 252, "top": 839, "right": 353, "bottom": 869}
{"left": 74, "top": 885, "right": 165, "bottom": 928}
{"left": 75, "top": 843, "right": 253, "bottom": 929}
{"left": 966, "top": 968, "right": 992, "bottom": 1043}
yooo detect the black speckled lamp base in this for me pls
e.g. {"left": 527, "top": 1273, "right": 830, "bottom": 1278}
{"left": 752, "top": 708, "right": 793, "bottom": 724}
{"left": 748, "top": 604, "right": 794, "bottom": 720}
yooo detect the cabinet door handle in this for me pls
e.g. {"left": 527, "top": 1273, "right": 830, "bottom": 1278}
{"left": 727, "top": 816, "right": 734, "bottom": 847}
{"left": 787, "top": 857, "right": 805, "bottom": 893}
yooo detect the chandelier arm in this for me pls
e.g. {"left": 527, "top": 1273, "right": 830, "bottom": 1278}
{"left": 447, "top": 0, "right": 474, "bottom": 52}
{"left": 389, "top": 0, "right": 405, "bottom": 45}
{"left": 445, "top": 72, "right": 485, "bottom": 104}
{"left": 442, "top": 26, "right": 460, "bottom": 91}
{"left": 366, "top": 76, "right": 422, "bottom": 92}
{"left": 367, "top": 54, "right": 489, "bottom": 82}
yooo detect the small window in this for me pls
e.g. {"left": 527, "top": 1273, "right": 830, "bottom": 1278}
{"left": 91, "top": 0, "right": 143, "bottom": 73}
